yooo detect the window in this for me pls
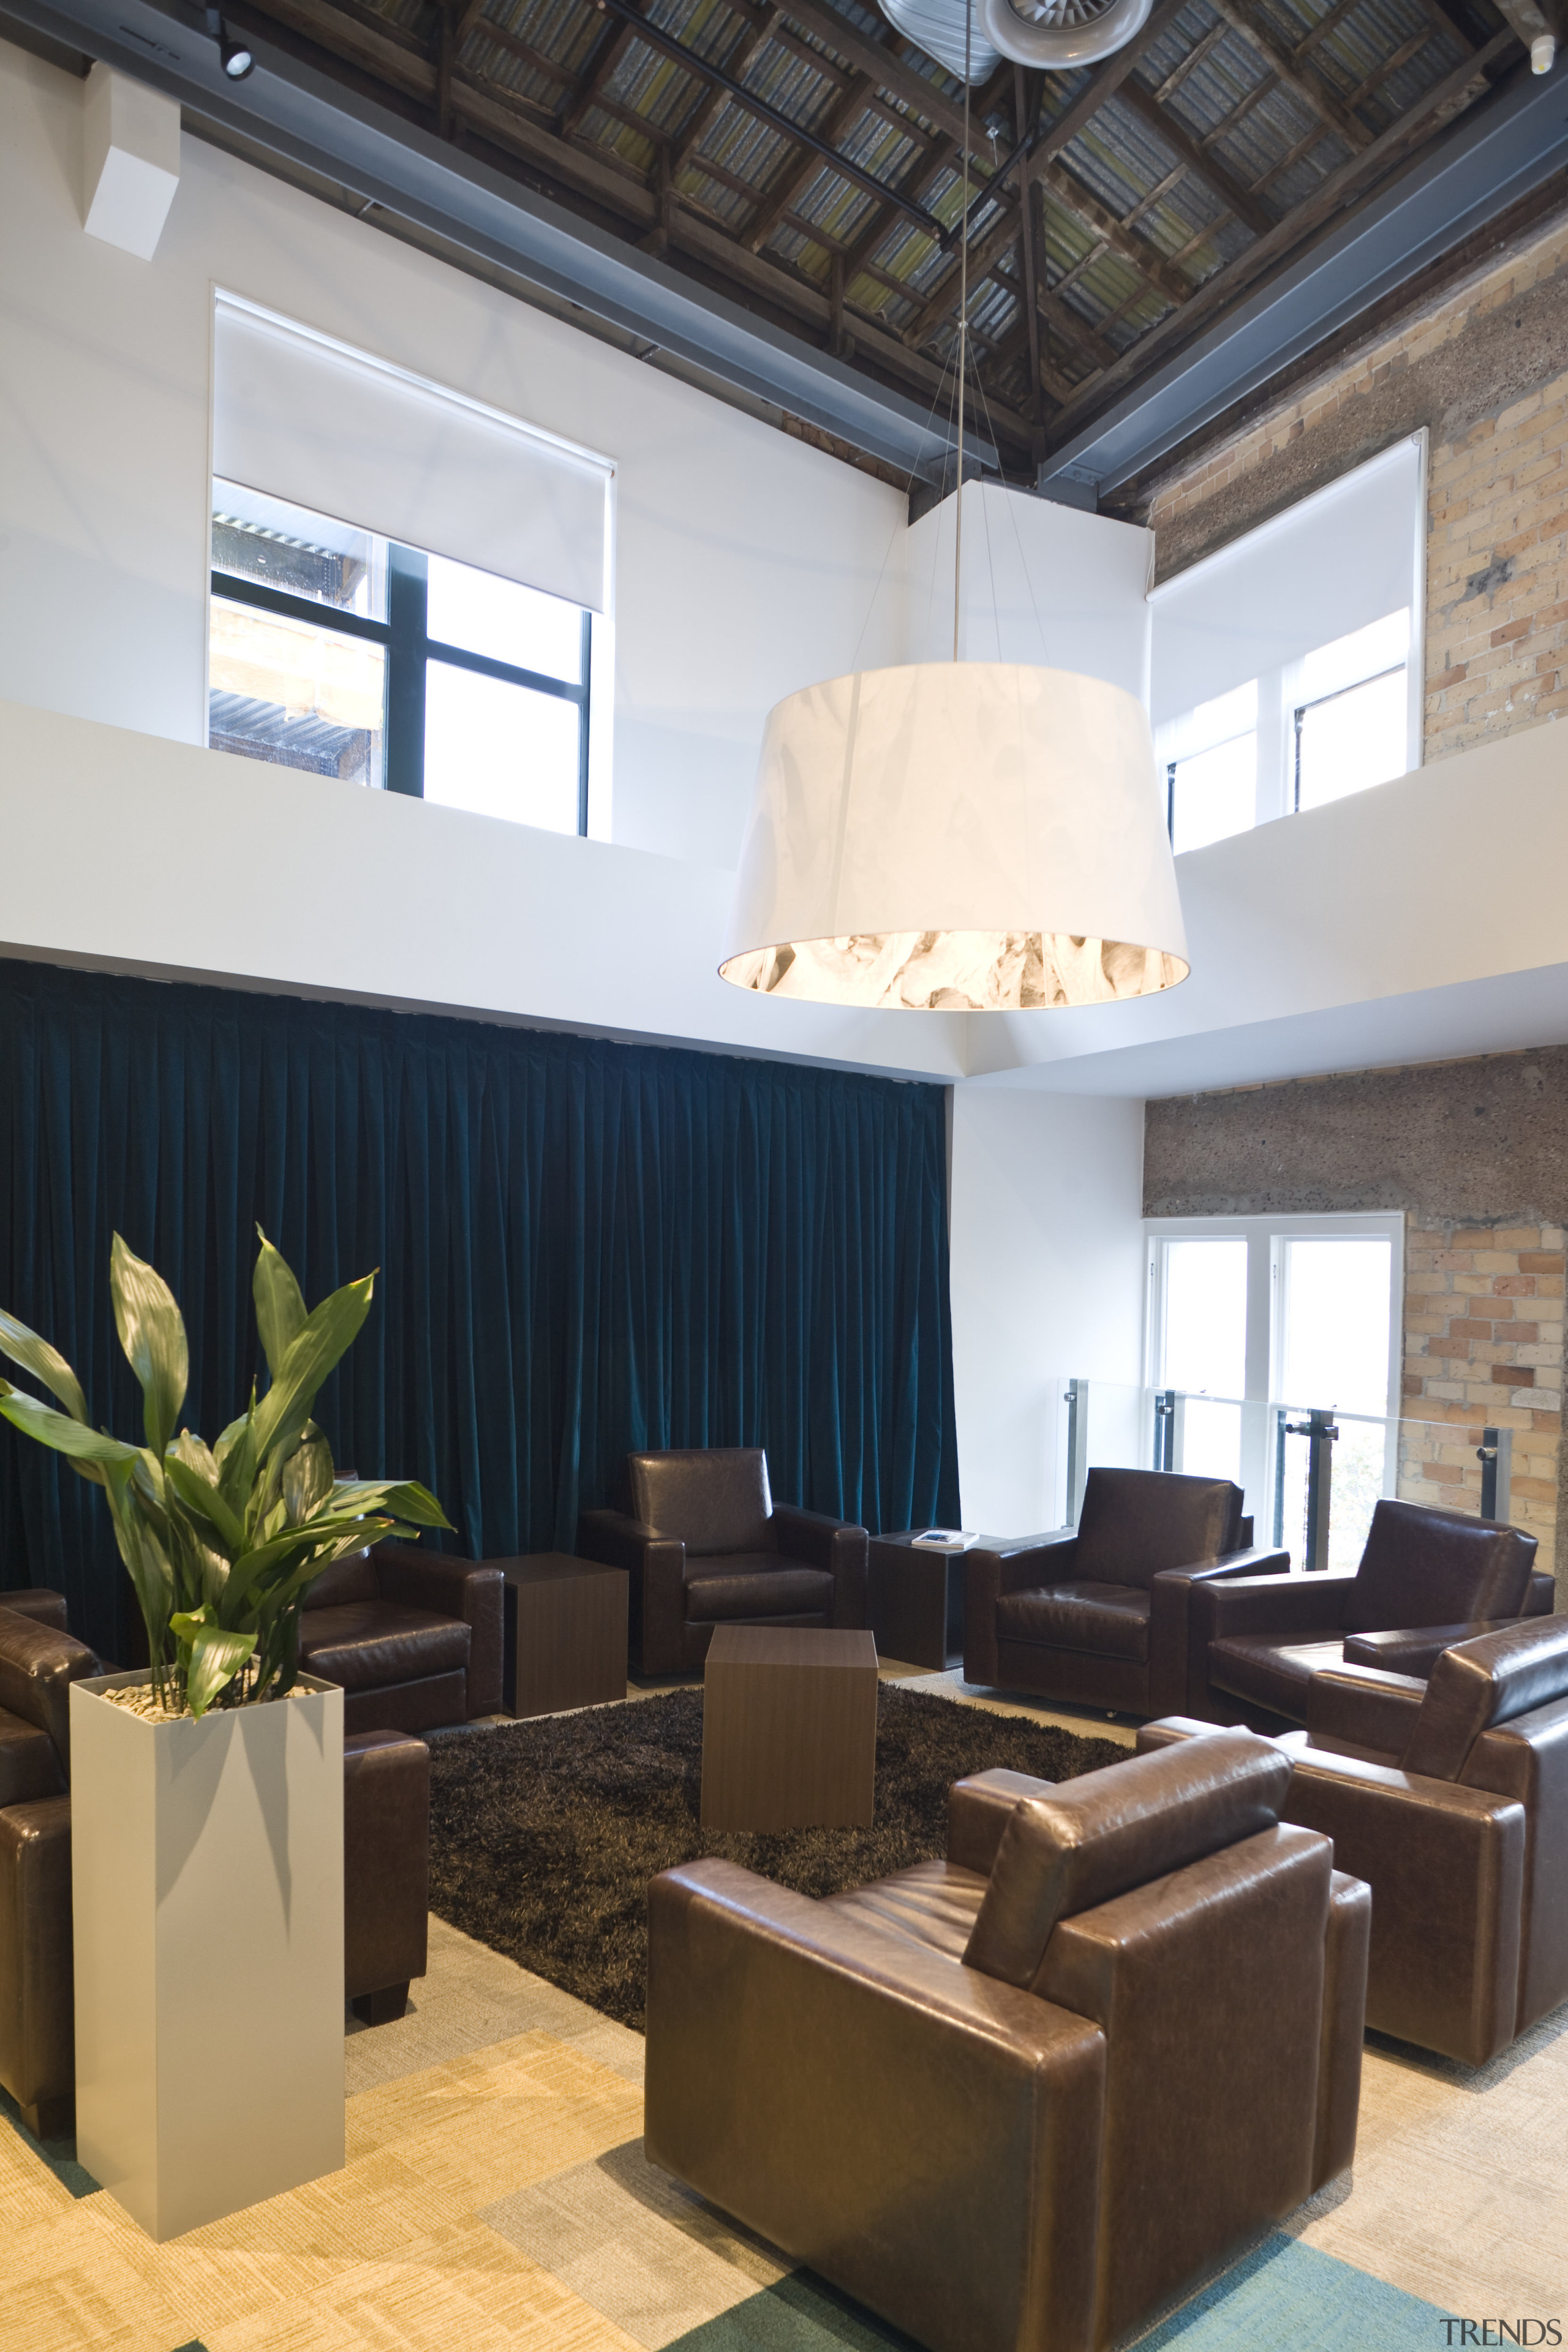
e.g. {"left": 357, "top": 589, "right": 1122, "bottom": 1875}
{"left": 1154, "top": 1235, "right": 1249, "bottom": 1485}
{"left": 1273, "top": 1232, "right": 1395, "bottom": 1570}
{"left": 1145, "top": 1214, "right": 1403, "bottom": 1562}
{"left": 1163, "top": 682, "right": 1257, "bottom": 854}
{"left": 1150, "top": 435, "right": 1425, "bottom": 850}
{"left": 208, "top": 480, "right": 591, "bottom": 833}
{"left": 1292, "top": 611, "right": 1411, "bottom": 813}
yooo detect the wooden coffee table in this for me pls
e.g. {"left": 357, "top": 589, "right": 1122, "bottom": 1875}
{"left": 497, "top": 1555, "right": 628, "bottom": 1719}
{"left": 700, "top": 1624, "right": 878, "bottom": 1830}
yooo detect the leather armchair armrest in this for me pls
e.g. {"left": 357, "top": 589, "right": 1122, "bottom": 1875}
{"left": 1207, "top": 1545, "right": 1292, "bottom": 1581}
{"left": 772, "top": 1506, "right": 869, "bottom": 1630}
{"left": 0, "top": 1705, "right": 68, "bottom": 1808}
{"left": 1136, "top": 1716, "right": 1223, "bottom": 1751}
{"left": 344, "top": 1728, "right": 429, "bottom": 2002}
{"left": 963, "top": 1535, "right": 1080, "bottom": 1686}
{"left": 1269, "top": 1741, "right": 1526, "bottom": 2064}
{"left": 577, "top": 1510, "right": 685, "bottom": 1676}
{"left": 0, "top": 1794, "right": 75, "bottom": 2117}
{"left": 1196, "top": 1571, "right": 1358, "bottom": 1645}
{"left": 1304, "top": 1664, "right": 1426, "bottom": 1760}
{"left": 371, "top": 1543, "right": 504, "bottom": 1719}
{"left": 1149, "top": 1548, "right": 1294, "bottom": 1717}
{"left": 771, "top": 1504, "right": 865, "bottom": 1568}
{"left": 576, "top": 1508, "right": 669, "bottom": 1571}
{"left": 645, "top": 1858, "right": 1106, "bottom": 2352}
{"left": 0, "top": 1590, "right": 69, "bottom": 1634}
{"left": 947, "top": 1768, "right": 1055, "bottom": 1874}
{"left": 1341, "top": 1622, "right": 1518, "bottom": 1679}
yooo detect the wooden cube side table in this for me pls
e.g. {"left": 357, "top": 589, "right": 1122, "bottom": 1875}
{"left": 499, "top": 1555, "right": 628, "bottom": 1719}
{"left": 700, "top": 1625, "right": 878, "bottom": 1830}
{"left": 867, "top": 1532, "right": 970, "bottom": 1670}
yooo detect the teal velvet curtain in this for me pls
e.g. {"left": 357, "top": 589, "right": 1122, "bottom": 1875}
{"left": 0, "top": 959, "right": 960, "bottom": 1656}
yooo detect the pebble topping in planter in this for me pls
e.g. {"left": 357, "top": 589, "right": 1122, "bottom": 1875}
{"left": 101, "top": 1682, "right": 309, "bottom": 1723}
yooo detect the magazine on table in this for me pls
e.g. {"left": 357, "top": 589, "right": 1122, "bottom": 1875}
{"left": 909, "top": 1529, "right": 977, "bottom": 1551}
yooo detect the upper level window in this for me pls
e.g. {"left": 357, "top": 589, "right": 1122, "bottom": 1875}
{"left": 208, "top": 479, "right": 591, "bottom": 834}
{"left": 1150, "top": 435, "right": 1425, "bottom": 853}
{"left": 1292, "top": 611, "right": 1410, "bottom": 813}
{"left": 1163, "top": 681, "right": 1257, "bottom": 855}
{"left": 1158, "top": 608, "right": 1414, "bottom": 850}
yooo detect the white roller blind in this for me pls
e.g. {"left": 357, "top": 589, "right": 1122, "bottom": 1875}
{"left": 1148, "top": 435, "right": 1424, "bottom": 726}
{"left": 213, "top": 296, "right": 612, "bottom": 614}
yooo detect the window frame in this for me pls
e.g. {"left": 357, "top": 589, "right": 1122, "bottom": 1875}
{"left": 1291, "top": 660, "right": 1409, "bottom": 815}
{"left": 1164, "top": 725, "right": 1258, "bottom": 854}
{"left": 209, "top": 535, "right": 594, "bottom": 833}
{"left": 1144, "top": 1210, "right": 1405, "bottom": 1536}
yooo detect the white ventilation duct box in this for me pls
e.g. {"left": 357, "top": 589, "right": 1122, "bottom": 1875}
{"left": 82, "top": 62, "right": 181, "bottom": 260}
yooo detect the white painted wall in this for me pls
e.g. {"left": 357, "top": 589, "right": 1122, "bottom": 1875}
{"left": 965, "top": 714, "right": 1568, "bottom": 1097}
{"left": 0, "top": 698, "right": 967, "bottom": 1080}
{"left": 0, "top": 36, "right": 903, "bottom": 869}
{"left": 897, "top": 482, "right": 1153, "bottom": 701}
{"left": 949, "top": 1089, "right": 1146, "bottom": 1533}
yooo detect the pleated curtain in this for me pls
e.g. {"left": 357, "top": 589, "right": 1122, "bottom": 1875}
{"left": 0, "top": 959, "right": 960, "bottom": 1657}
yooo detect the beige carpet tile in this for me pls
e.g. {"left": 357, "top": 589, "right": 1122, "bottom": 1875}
{"left": 345, "top": 1916, "right": 644, "bottom": 2097}
{"left": 480, "top": 2135, "right": 792, "bottom": 2350}
{"left": 1, "top": 2029, "right": 647, "bottom": 2352}
{"left": 1286, "top": 2003, "right": 1568, "bottom": 2316}
{"left": 195, "top": 2218, "right": 644, "bottom": 2352}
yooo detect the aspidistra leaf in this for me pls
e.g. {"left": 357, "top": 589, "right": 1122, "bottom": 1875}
{"left": 282, "top": 1428, "right": 334, "bottom": 1526}
{"left": 252, "top": 1230, "right": 307, "bottom": 1382}
{"left": 0, "top": 1309, "right": 88, "bottom": 1423}
{"left": 325, "top": 1478, "right": 453, "bottom": 1529}
{"left": 103, "top": 1458, "right": 175, "bottom": 1653}
{"left": 184, "top": 1623, "right": 256, "bottom": 1718}
{"left": 110, "top": 1234, "right": 189, "bottom": 1458}
{"left": 252, "top": 1273, "right": 375, "bottom": 1463}
{"left": 0, "top": 1385, "right": 141, "bottom": 1467}
{"left": 164, "top": 1451, "right": 248, "bottom": 1555}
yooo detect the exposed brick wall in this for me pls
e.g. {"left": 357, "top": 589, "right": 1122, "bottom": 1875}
{"left": 1145, "top": 1047, "right": 1568, "bottom": 1591}
{"left": 1137, "top": 201, "right": 1568, "bottom": 766}
{"left": 1400, "top": 1224, "right": 1564, "bottom": 1580}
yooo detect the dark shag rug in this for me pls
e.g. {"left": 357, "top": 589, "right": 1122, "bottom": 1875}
{"left": 426, "top": 1685, "right": 1129, "bottom": 2030}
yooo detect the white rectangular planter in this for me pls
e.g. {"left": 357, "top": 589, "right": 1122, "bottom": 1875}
{"left": 70, "top": 1670, "right": 345, "bottom": 2241}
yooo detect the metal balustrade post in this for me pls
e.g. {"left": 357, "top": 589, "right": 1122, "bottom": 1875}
{"left": 1478, "top": 1425, "right": 1513, "bottom": 1523}
{"left": 1280, "top": 1407, "right": 1339, "bottom": 1570}
{"left": 1065, "top": 1379, "right": 1088, "bottom": 1528}
{"left": 1153, "top": 1388, "right": 1177, "bottom": 1474}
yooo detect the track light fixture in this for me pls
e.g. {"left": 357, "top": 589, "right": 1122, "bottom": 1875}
{"left": 205, "top": 5, "right": 254, "bottom": 76}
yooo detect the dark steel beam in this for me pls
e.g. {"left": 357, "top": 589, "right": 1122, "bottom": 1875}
{"left": 1037, "top": 50, "right": 1567, "bottom": 502}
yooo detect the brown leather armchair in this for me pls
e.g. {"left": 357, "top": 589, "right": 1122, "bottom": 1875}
{"left": 577, "top": 1447, "right": 867, "bottom": 1675}
{"left": 0, "top": 1588, "right": 69, "bottom": 1634}
{"left": 0, "top": 1608, "right": 431, "bottom": 2139}
{"left": 1194, "top": 1498, "right": 1544, "bottom": 1730}
{"left": 296, "top": 1540, "right": 504, "bottom": 1733}
{"left": 1142, "top": 1614, "right": 1568, "bottom": 2066}
{"left": 647, "top": 1733, "right": 1369, "bottom": 2352}
{"left": 962, "top": 1466, "right": 1287, "bottom": 1717}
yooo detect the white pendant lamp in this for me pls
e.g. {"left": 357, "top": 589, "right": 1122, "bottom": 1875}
{"left": 718, "top": 0, "right": 1188, "bottom": 1015}
{"left": 719, "top": 660, "right": 1188, "bottom": 1010}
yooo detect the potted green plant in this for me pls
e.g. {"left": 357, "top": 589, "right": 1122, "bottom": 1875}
{"left": 0, "top": 1227, "right": 448, "bottom": 1714}
{"left": 0, "top": 1229, "right": 450, "bottom": 2240}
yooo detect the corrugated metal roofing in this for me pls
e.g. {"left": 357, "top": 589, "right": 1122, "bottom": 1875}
{"left": 274, "top": 0, "right": 1526, "bottom": 468}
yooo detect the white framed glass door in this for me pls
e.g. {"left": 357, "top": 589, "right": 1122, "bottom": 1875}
{"left": 1146, "top": 1212, "right": 1404, "bottom": 1555}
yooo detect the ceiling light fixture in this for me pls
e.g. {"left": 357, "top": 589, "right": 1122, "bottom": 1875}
{"left": 206, "top": 6, "right": 255, "bottom": 76}
{"left": 717, "top": 6, "right": 1188, "bottom": 1014}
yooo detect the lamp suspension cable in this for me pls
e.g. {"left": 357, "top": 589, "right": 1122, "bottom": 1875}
{"left": 952, "top": 0, "right": 972, "bottom": 663}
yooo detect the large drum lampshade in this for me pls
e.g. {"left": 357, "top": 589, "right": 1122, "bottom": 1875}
{"left": 719, "top": 662, "right": 1190, "bottom": 1011}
